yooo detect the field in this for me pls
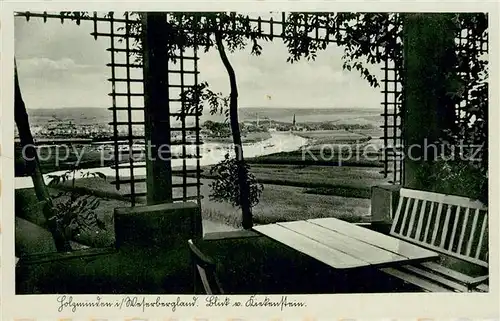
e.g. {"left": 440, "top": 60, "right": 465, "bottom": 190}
{"left": 16, "top": 107, "right": 388, "bottom": 254}
{"left": 295, "top": 130, "right": 369, "bottom": 145}
{"left": 198, "top": 163, "right": 385, "bottom": 198}
{"left": 52, "top": 169, "right": 374, "bottom": 225}
{"left": 246, "top": 149, "right": 381, "bottom": 167}
{"left": 15, "top": 126, "right": 386, "bottom": 250}
{"left": 15, "top": 164, "right": 373, "bottom": 251}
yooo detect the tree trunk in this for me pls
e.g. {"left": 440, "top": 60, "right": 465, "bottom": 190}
{"left": 215, "top": 32, "right": 253, "bottom": 229}
{"left": 14, "top": 60, "right": 72, "bottom": 252}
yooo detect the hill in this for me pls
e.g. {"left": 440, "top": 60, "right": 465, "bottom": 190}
{"left": 26, "top": 106, "right": 382, "bottom": 127}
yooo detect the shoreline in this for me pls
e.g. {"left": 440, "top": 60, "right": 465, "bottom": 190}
{"left": 15, "top": 131, "right": 309, "bottom": 190}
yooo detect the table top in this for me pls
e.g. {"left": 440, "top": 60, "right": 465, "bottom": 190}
{"left": 253, "top": 217, "right": 439, "bottom": 270}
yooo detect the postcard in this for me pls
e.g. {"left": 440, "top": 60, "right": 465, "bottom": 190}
{"left": 1, "top": 1, "right": 498, "bottom": 320}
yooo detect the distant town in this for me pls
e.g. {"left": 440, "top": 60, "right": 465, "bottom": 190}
{"left": 15, "top": 112, "right": 376, "bottom": 144}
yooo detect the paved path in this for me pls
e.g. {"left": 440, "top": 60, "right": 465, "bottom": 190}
{"left": 202, "top": 219, "right": 237, "bottom": 234}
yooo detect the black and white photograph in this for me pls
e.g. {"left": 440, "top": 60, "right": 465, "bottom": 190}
{"left": 8, "top": 9, "right": 492, "bottom": 299}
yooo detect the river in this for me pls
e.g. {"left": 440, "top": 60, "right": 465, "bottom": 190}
{"left": 15, "top": 131, "right": 308, "bottom": 189}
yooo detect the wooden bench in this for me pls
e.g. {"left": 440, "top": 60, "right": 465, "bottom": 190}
{"left": 379, "top": 188, "right": 489, "bottom": 292}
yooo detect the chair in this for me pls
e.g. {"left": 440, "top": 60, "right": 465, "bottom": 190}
{"left": 187, "top": 239, "right": 224, "bottom": 294}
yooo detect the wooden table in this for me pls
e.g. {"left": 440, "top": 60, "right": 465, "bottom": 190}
{"left": 253, "top": 218, "right": 439, "bottom": 270}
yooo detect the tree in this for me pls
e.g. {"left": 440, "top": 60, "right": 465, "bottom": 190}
{"left": 14, "top": 60, "right": 72, "bottom": 252}
{"left": 174, "top": 13, "right": 270, "bottom": 228}
{"left": 282, "top": 12, "right": 488, "bottom": 200}
{"left": 204, "top": 121, "right": 231, "bottom": 138}
{"left": 203, "top": 120, "right": 215, "bottom": 131}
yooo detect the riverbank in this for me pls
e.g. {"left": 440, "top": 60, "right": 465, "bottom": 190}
{"left": 14, "top": 129, "right": 385, "bottom": 255}
{"left": 15, "top": 131, "right": 309, "bottom": 188}
{"left": 204, "top": 131, "right": 272, "bottom": 144}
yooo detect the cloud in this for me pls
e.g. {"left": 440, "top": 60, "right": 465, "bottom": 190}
{"left": 18, "top": 57, "right": 89, "bottom": 71}
{"left": 14, "top": 12, "right": 384, "bottom": 110}
{"left": 15, "top": 15, "right": 110, "bottom": 66}
{"left": 196, "top": 40, "right": 382, "bottom": 108}
{"left": 16, "top": 56, "right": 109, "bottom": 108}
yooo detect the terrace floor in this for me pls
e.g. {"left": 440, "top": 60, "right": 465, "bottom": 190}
{"left": 16, "top": 233, "right": 420, "bottom": 294}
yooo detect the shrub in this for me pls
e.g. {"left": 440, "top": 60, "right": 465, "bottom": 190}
{"left": 48, "top": 169, "right": 107, "bottom": 240}
{"left": 416, "top": 157, "right": 487, "bottom": 204}
{"left": 208, "top": 153, "right": 264, "bottom": 208}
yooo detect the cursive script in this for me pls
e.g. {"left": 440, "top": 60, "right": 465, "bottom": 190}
{"left": 56, "top": 295, "right": 198, "bottom": 313}
{"left": 245, "top": 295, "right": 306, "bottom": 311}
{"left": 57, "top": 295, "right": 114, "bottom": 313}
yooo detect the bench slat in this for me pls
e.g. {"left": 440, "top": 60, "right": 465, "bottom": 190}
{"left": 476, "top": 214, "right": 487, "bottom": 259}
{"left": 380, "top": 267, "right": 454, "bottom": 292}
{"left": 415, "top": 199, "right": 427, "bottom": 241}
{"left": 401, "top": 265, "right": 468, "bottom": 292}
{"left": 457, "top": 207, "right": 470, "bottom": 253}
{"left": 407, "top": 198, "right": 419, "bottom": 238}
{"left": 465, "top": 208, "right": 480, "bottom": 257}
{"left": 448, "top": 206, "right": 461, "bottom": 252}
{"left": 391, "top": 196, "right": 405, "bottom": 235}
{"left": 476, "top": 283, "right": 489, "bottom": 292}
{"left": 439, "top": 206, "right": 452, "bottom": 248}
{"left": 422, "top": 201, "right": 435, "bottom": 242}
{"left": 419, "top": 261, "right": 484, "bottom": 285}
{"left": 401, "top": 197, "right": 412, "bottom": 234}
{"left": 399, "top": 189, "right": 486, "bottom": 210}
{"left": 431, "top": 202, "right": 443, "bottom": 245}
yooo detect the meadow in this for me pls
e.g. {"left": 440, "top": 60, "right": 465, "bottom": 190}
{"left": 16, "top": 107, "right": 388, "bottom": 254}
{"left": 15, "top": 165, "right": 374, "bottom": 251}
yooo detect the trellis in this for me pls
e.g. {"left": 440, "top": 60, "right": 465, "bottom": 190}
{"left": 380, "top": 15, "right": 404, "bottom": 185}
{"left": 16, "top": 12, "right": 487, "bottom": 207}
{"left": 15, "top": 12, "right": 205, "bottom": 206}
{"left": 454, "top": 23, "right": 488, "bottom": 164}
{"left": 14, "top": 11, "right": 408, "bottom": 202}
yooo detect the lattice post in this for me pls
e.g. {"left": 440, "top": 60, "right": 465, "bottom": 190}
{"left": 141, "top": 13, "right": 174, "bottom": 204}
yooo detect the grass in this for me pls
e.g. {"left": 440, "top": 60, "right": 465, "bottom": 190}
{"left": 199, "top": 163, "right": 386, "bottom": 194}
{"left": 303, "top": 186, "right": 371, "bottom": 199}
{"left": 15, "top": 172, "right": 371, "bottom": 252}
{"left": 246, "top": 149, "right": 382, "bottom": 167}
{"left": 17, "top": 164, "right": 373, "bottom": 232}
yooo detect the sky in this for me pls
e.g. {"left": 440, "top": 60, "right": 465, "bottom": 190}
{"left": 15, "top": 13, "right": 383, "bottom": 110}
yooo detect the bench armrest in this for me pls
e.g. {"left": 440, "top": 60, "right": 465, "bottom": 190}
{"left": 469, "top": 275, "right": 488, "bottom": 287}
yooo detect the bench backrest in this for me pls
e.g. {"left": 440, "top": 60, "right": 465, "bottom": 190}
{"left": 390, "top": 188, "right": 488, "bottom": 268}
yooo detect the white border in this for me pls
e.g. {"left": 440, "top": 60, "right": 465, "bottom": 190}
{"left": 1, "top": 1, "right": 499, "bottom": 320}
